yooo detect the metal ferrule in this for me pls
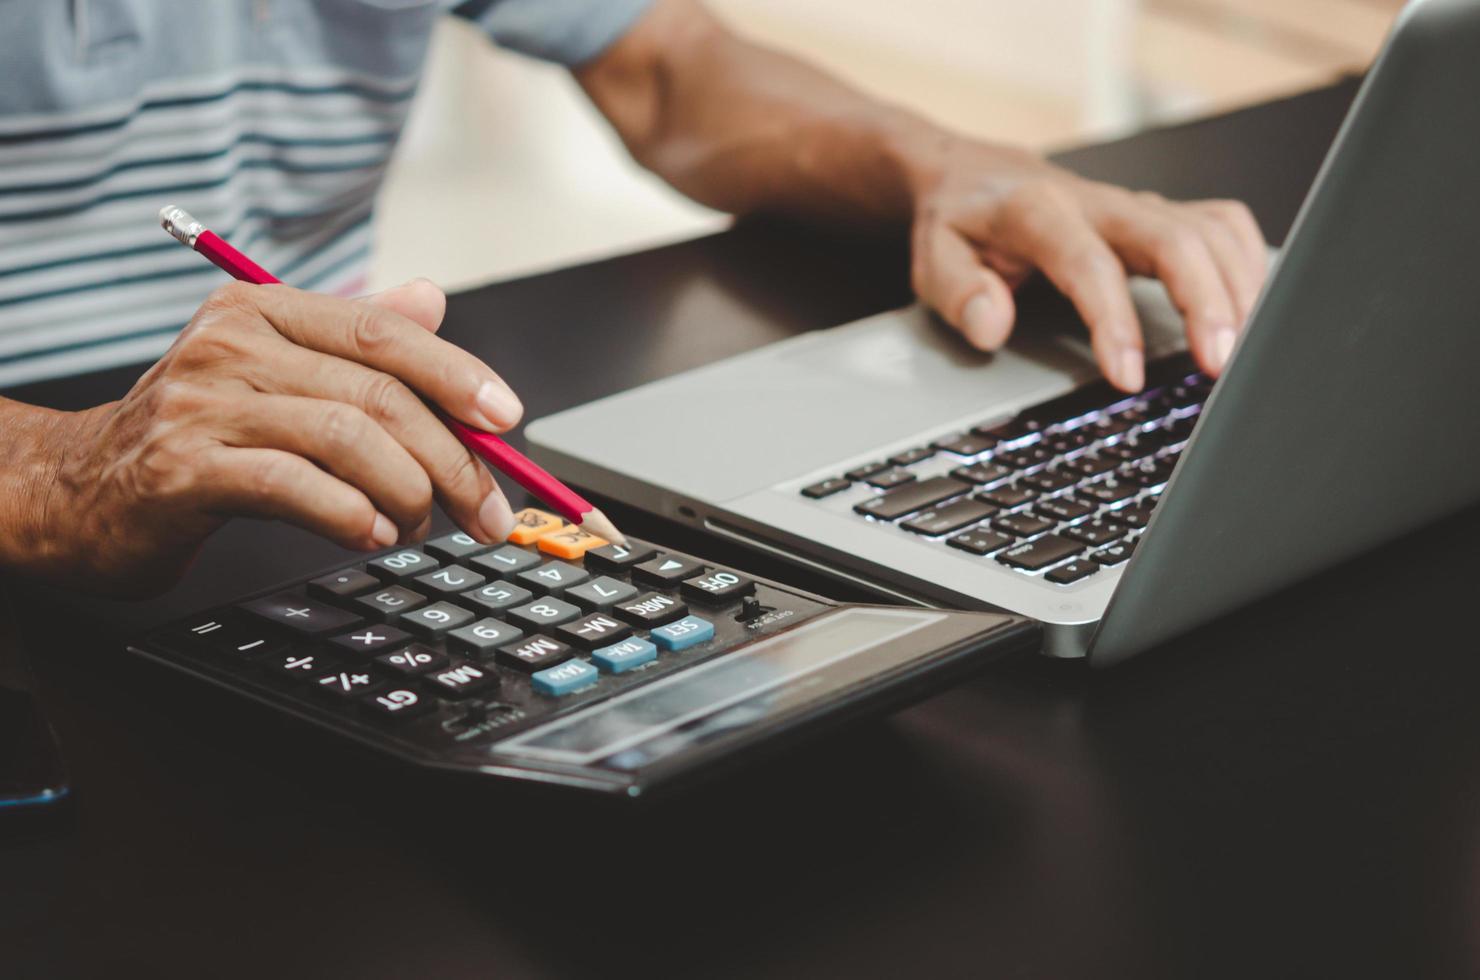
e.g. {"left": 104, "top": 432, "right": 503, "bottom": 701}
{"left": 158, "top": 204, "right": 204, "bottom": 248}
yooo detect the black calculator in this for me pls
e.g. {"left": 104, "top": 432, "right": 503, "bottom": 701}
{"left": 129, "top": 508, "right": 1037, "bottom": 797}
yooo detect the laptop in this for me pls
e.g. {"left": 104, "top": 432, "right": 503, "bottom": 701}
{"left": 526, "top": 0, "right": 1480, "bottom": 666}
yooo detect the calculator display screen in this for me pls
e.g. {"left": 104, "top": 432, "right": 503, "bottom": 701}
{"left": 496, "top": 608, "right": 944, "bottom": 770}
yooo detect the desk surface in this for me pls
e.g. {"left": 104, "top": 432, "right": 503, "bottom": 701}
{"left": 8, "top": 77, "right": 1475, "bottom": 980}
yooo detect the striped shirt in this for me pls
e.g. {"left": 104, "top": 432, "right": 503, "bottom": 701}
{"left": 0, "top": 0, "right": 651, "bottom": 386}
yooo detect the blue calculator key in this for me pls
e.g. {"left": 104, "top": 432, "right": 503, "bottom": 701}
{"left": 531, "top": 658, "right": 599, "bottom": 696}
{"left": 590, "top": 637, "right": 658, "bottom": 674}
{"left": 650, "top": 616, "right": 715, "bottom": 652}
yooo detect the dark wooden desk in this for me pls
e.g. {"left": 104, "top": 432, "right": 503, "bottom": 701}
{"left": 8, "top": 78, "right": 1473, "bottom": 979}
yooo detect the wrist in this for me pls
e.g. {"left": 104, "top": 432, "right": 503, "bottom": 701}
{"left": 0, "top": 401, "right": 98, "bottom": 577}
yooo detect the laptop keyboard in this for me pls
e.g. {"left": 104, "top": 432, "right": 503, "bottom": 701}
{"left": 799, "top": 356, "right": 1211, "bottom": 586}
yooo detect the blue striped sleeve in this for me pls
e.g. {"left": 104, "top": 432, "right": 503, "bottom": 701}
{"left": 450, "top": 0, "right": 654, "bottom": 66}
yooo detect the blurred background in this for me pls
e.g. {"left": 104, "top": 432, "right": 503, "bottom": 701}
{"left": 369, "top": 0, "right": 1406, "bottom": 292}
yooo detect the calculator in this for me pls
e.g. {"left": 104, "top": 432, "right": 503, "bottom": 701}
{"left": 128, "top": 508, "right": 1038, "bottom": 797}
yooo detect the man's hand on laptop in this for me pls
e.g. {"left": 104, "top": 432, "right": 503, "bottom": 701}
{"left": 2, "top": 280, "right": 522, "bottom": 595}
{"left": 906, "top": 142, "right": 1268, "bottom": 391}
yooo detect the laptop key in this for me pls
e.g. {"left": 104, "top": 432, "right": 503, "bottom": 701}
{"left": 901, "top": 498, "right": 996, "bottom": 536}
{"left": 1066, "top": 454, "right": 1119, "bottom": 478}
{"left": 1078, "top": 478, "right": 1139, "bottom": 505}
{"left": 976, "top": 484, "right": 1038, "bottom": 509}
{"left": 1035, "top": 496, "right": 1095, "bottom": 522}
{"left": 947, "top": 530, "right": 1014, "bottom": 556}
{"left": 1046, "top": 560, "right": 1100, "bottom": 585}
{"left": 993, "top": 512, "right": 1056, "bottom": 537}
{"left": 951, "top": 462, "right": 1013, "bottom": 486}
{"left": 933, "top": 432, "right": 995, "bottom": 457}
{"left": 1021, "top": 469, "right": 1078, "bottom": 493}
{"left": 1062, "top": 519, "right": 1124, "bottom": 546}
{"left": 866, "top": 468, "right": 916, "bottom": 490}
{"left": 802, "top": 478, "right": 852, "bottom": 499}
{"left": 889, "top": 446, "right": 936, "bottom": 467}
{"left": 1092, "top": 540, "right": 1137, "bottom": 565}
{"left": 996, "top": 446, "right": 1054, "bottom": 471}
{"left": 997, "top": 535, "right": 1083, "bottom": 571}
{"left": 854, "top": 477, "right": 970, "bottom": 521}
{"left": 845, "top": 461, "right": 888, "bottom": 481}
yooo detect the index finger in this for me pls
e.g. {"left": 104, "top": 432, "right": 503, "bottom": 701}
{"left": 997, "top": 185, "right": 1145, "bottom": 391}
{"left": 246, "top": 283, "right": 523, "bottom": 432}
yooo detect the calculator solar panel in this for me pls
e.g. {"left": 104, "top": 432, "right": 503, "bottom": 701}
{"left": 129, "top": 508, "right": 1038, "bottom": 796}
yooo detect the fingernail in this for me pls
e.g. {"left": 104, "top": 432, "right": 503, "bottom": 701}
{"left": 370, "top": 513, "right": 398, "bottom": 548}
{"left": 1116, "top": 349, "right": 1144, "bottom": 392}
{"left": 1213, "top": 326, "right": 1237, "bottom": 369}
{"left": 962, "top": 294, "right": 998, "bottom": 349}
{"left": 479, "top": 491, "right": 516, "bottom": 542}
{"left": 474, "top": 379, "right": 523, "bottom": 431}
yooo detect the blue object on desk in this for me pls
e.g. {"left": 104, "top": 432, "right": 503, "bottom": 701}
{"left": 651, "top": 616, "right": 714, "bottom": 652}
{"left": 591, "top": 637, "right": 658, "bottom": 674}
{"left": 531, "top": 658, "right": 599, "bottom": 696}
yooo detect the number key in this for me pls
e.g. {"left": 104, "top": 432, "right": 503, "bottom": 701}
{"left": 354, "top": 586, "right": 427, "bottom": 623}
{"left": 458, "top": 580, "right": 534, "bottom": 615}
{"left": 470, "top": 544, "right": 541, "bottom": 577}
{"left": 400, "top": 601, "right": 475, "bottom": 637}
{"left": 367, "top": 549, "right": 438, "bottom": 582}
{"left": 413, "top": 564, "right": 487, "bottom": 597}
{"left": 424, "top": 531, "right": 492, "bottom": 563}
{"left": 515, "top": 561, "right": 589, "bottom": 595}
{"left": 505, "top": 597, "right": 582, "bottom": 632}
{"left": 566, "top": 576, "right": 639, "bottom": 611}
{"left": 447, "top": 618, "right": 524, "bottom": 656}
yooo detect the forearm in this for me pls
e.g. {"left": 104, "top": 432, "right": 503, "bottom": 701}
{"left": 0, "top": 398, "right": 77, "bottom": 576}
{"left": 577, "top": 1, "right": 955, "bottom": 227}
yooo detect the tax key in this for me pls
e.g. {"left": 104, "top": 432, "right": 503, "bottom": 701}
{"left": 531, "top": 658, "right": 599, "bottom": 697}
{"left": 590, "top": 637, "right": 657, "bottom": 674}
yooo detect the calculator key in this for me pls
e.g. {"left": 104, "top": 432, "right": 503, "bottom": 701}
{"left": 363, "top": 687, "right": 434, "bottom": 721}
{"left": 844, "top": 461, "right": 887, "bottom": 481}
{"left": 1061, "top": 519, "right": 1124, "bottom": 546}
{"left": 566, "top": 576, "right": 640, "bottom": 612}
{"left": 470, "top": 544, "right": 542, "bottom": 577}
{"left": 400, "top": 601, "right": 476, "bottom": 637}
{"left": 997, "top": 535, "right": 1084, "bottom": 572}
{"left": 901, "top": 498, "right": 995, "bottom": 537}
{"left": 447, "top": 618, "right": 524, "bottom": 656}
{"left": 424, "top": 531, "right": 493, "bottom": 563}
{"left": 412, "top": 564, "right": 487, "bottom": 597}
{"left": 329, "top": 625, "right": 412, "bottom": 658}
{"left": 507, "top": 508, "right": 565, "bottom": 545}
{"left": 241, "top": 593, "right": 361, "bottom": 636}
{"left": 992, "top": 512, "right": 1057, "bottom": 538}
{"left": 556, "top": 613, "right": 632, "bottom": 651}
{"left": 590, "top": 637, "right": 658, "bottom": 674}
{"left": 950, "top": 463, "right": 1013, "bottom": 486}
{"left": 581, "top": 545, "right": 654, "bottom": 580}
{"left": 865, "top": 467, "right": 916, "bottom": 490}
{"left": 366, "top": 549, "right": 438, "bottom": 582}
{"left": 531, "top": 658, "right": 599, "bottom": 697}
{"left": 632, "top": 554, "right": 705, "bottom": 587}
{"left": 1046, "top": 560, "right": 1100, "bottom": 584}
{"left": 505, "top": 597, "right": 583, "bottom": 632}
{"left": 612, "top": 591, "right": 689, "bottom": 627}
{"left": 374, "top": 644, "right": 448, "bottom": 677}
{"left": 424, "top": 660, "right": 499, "bottom": 699}
{"left": 976, "top": 484, "right": 1038, "bottom": 509}
{"left": 515, "top": 560, "right": 590, "bottom": 595}
{"left": 801, "top": 478, "right": 851, "bottom": 499}
{"left": 537, "top": 527, "right": 609, "bottom": 560}
{"left": 680, "top": 570, "right": 756, "bottom": 604}
{"left": 459, "top": 580, "right": 535, "bottom": 615}
{"left": 888, "top": 446, "right": 936, "bottom": 467}
{"left": 354, "top": 586, "right": 428, "bottom": 623}
{"left": 496, "top": 634, "right": 574, "bottom": 673}
{"left": 651, "top": 616, "right": 715, "bottom": 652}
{"left": 307, "top": 568, "right": 380, "bottom": 603}
{"left": 947, "top": 530, "right": 1014, "bottom": 556}
{"left": 1092, "top": 540, "right": 1137, "bottom": 566}
{"left": 314, "top": 669, "right": 382, "bottom": 700}
{"left": 167, "top": 617, "right": 287, "bottom": 659}
{"left": 266, "top": 650, "right": 339, "bottom": 681}
{"left": 854, "top": 477, "right": 969, "bottom": 521}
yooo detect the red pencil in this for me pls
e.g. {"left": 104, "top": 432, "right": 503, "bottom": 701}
{"left": 158, "top": 205, "right": 625, "bottom": 546}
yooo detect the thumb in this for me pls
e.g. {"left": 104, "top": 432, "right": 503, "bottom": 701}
{"left": 361, "top": 277, "right": 446, "bottom": 334}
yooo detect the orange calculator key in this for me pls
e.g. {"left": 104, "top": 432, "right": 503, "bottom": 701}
{"left": 508, "top": 508, "right": 565, "bottom": 545}
{"left": 538, "top": 527, "right": 608, "bottom": 559}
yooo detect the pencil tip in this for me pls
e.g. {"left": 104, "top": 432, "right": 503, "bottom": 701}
{"left": 580, "top": 509, "right": 626, "bottom": 546}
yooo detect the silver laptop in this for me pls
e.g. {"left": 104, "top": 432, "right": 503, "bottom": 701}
{"left": 527, "top": 0, "right": 1480, "bottom": 665}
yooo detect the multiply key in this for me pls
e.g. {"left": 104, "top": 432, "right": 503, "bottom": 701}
{"left": 329, "top": 625, "right": 411, "bottom": 658}
{"left": 241, "top": 592, "right": 361, "bottom": 636}
{"left": 556, "top": 613, "right": 632, "bottom": 651}
{"left": 680, "top": 570, "right": 755, "bottom": 604}
{"left": 612, "top": 591, "right": 688, "bottom": 627}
